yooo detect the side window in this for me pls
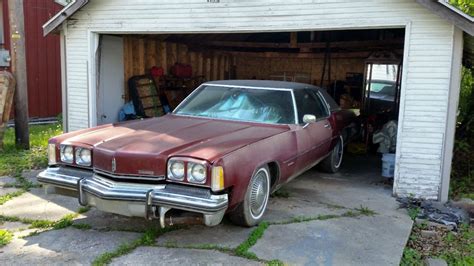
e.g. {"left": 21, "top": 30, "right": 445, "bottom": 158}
{"left": 294, "top": 89, "right": 329, "bottom": 123}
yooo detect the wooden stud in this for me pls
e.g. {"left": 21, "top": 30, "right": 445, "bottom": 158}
{"left": 290, "top": 32, "right": 298, "bottom": 48}
{"left": 211, "top": 54, "right": 219, "bottom": 80}
{"left": 158, "top": 41, "right": 167, "bottom": 74}
{"left": 168, "top": 42, "right": 177, "bottom": 68}
{"left": 146, "top": 39, "right": 157, "bottom": 69}
{"left": 137, "top": 38, "right": 145, "bottom": 74}
{"left": 197, "top": 53, "right": 204, "bottom": 76}
{"left": 123, "top": 36, "right": 132, "bottom": 100}
{"left": 205, "top": 57, "right": 211, "bottom": 80}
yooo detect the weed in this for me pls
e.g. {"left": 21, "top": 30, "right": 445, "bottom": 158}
{"left": 407, "top": 207, "right": 420, "bottom": 221}
{"left": 271, "top": 189, "right": 290, "bottom": 198}
{"left": 341, "top": 210, "right": 358, "bottom": 217}
{"left": 354, "top": 206, "right": 377, "bottom": 216}
{"left": 92, "top": 226, "right": 182, "bottom": 266}
{"left": 267, "top": 259, "right": 285, "bottom": 266}
{"left": 235, "top": 221, "right": 269, "bottom": 259}
{"left": 0, "top": 190, "right": 25, "bottom": 205}
{"left": 0, "top": 229, "right": 13, "bottom": 247}
{"left": 72, "top": 223, "right": 92, "bottom": 230}
{"left": 53, "top": 214, "right": 77, "bottom": 229}
{"left": 400, "top": 248, "right": 422, "bottom": 266}
{"left": 77, "top": 206, "right": 91, "bottom": 214}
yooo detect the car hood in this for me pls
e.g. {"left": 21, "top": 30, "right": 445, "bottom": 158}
{"left": 61, "top": 115, "right": 289, "bottom": 176}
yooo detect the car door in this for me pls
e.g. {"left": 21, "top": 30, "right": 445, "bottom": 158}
{"left": 293, "top": 89, "right": 333, "bottom": 170}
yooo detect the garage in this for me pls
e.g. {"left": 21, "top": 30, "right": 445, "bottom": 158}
{"left": 43, "top": 0, "right": 470, "bottom": 202}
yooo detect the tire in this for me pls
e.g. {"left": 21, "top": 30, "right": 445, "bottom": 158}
{"left": 320, "top": 136, "right": 344, "bottom": 173}
{"left": 229, "top": 165, "right": 271, "bottom": 227}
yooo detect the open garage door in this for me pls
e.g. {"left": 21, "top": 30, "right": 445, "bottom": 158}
{"left": 96, "top": 28, "right": 405, "bottom": 188}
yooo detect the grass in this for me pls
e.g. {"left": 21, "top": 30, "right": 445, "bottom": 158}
{"left": 235, "top": 221, "right": 269, "bottom": 260}
{"left": 354, "top": 205, "right": 377, "bottom": 216}
{"left": 0, "top": 229, "right": 13, "bottom": 247}
{"left": 72, "top": 223, "right": 92, "bottom": 230}
{"left": 0, "top": 123, "right": 62, "bottom": 176}
{"left": 77, "top": 206, "right": 91, "bottom": 214}
{"left": 0, "top": 190, "right": 26, "bottom": 205}
{"left": 407, "top": 207, "right": 420, "bottom": 221}
{"left": 0, "top": 213, "right": 77, "bottom": 230}
{"left": 92, "top": 226, "right": 182, "bottom": 266}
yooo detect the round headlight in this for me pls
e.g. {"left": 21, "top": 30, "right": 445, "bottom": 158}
{"left": 188, "top": 163, "right": 206, "bottom": 183}
{"left": 76, "top": 148, "right": 91, "bottom": 166}
{"left": 169, "top": 161, "right": 185, "bottom": 180}
{"left": 60, "top": 145, "right": 74, "bottom": 163}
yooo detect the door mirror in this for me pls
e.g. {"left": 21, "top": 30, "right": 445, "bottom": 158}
{"left": 302, "top": 114, "right": 317, "bottom": 124}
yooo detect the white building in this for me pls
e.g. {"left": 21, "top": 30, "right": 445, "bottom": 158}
{"left": 44, "top": 0, "right": 473, "bottom": 202}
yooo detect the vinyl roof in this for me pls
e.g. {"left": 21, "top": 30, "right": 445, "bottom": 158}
{"left": 204, "top": 80, "right": 319, "bottom": 90}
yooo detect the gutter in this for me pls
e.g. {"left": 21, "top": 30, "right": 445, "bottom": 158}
{"left": 42, "top": 0, "right": 89, "bottom": 36}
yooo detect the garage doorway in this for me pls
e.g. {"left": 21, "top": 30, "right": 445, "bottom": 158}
{"left": 96, "top": 28, "right": 405, "bottom": 186}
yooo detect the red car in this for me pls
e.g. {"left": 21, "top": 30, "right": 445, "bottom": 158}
{"left": 39, "top": 80, "right": 356, "bottom": 227}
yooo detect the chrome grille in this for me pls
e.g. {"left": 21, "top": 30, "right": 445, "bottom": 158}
{"left": 94, "top": 169, "right": 165, "bottom": 181}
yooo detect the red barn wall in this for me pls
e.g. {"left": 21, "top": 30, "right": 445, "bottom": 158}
{"left": 2, "top": 0, "right": 62, "bottom": 119}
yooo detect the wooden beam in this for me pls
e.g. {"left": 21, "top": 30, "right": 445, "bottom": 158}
{"left": 43, "top": 0, "right": 89, "bottom": 36}
{"left": 8, "top": 0, "right": 29, "bottom": 149}
{"left": 213, "top": 50, "right": 401, "bottom": 60}
{"left": 185, "top": 39, "right": 404, "bottom": 50}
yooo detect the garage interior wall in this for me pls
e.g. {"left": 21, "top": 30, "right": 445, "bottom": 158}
{"left": 119, "top": 35, "right": 395, "bottom": 100}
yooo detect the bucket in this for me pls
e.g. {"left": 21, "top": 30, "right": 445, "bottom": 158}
{"left": 382, "top": 153, "right": 396, "bottom": 178}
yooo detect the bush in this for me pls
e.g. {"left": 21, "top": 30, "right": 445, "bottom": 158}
{"left": 451, "top": 67, "right": 474, "bottom": 199}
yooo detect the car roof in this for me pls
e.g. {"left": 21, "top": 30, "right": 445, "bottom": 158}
{"left": 203, "top": 80, "right": 320, "bottom": 90}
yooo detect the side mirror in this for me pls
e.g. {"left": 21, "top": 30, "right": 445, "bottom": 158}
{"left": 303, "top": 114, "right": 317, "bottom": 124}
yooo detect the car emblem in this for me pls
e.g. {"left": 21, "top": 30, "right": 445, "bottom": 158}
{"left": 111, "top": 158, "right": 116, "bottom": 172}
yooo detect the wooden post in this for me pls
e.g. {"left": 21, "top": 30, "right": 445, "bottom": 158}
{"left": 8, "top": 0, "right": 29, "bottom": 149}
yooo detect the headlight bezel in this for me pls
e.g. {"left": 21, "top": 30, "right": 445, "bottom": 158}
{"left": 187, "top": 162, "right": 207, "bottom": 184}
{"left": 75, "top": 147, "right": 92, "bottom": 166}
{"left": 60, "top": 144, "right": 74, "bottom": 163}
{"left": 166, "top": 157, "right": 211, "bottom": 186}
{"left": 167, "top": 159, "right": 185, "bottom": 181}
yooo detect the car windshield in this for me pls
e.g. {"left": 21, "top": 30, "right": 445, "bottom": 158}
{"left": 174, "top": 85, "right": 296, "bottom": 124}
{"left": 369, "top": 81, "right": 396, "bottom": 101}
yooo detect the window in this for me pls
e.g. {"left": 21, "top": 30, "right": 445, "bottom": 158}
{"left": 294, "top": 89, "right": 328, "bottom": 123}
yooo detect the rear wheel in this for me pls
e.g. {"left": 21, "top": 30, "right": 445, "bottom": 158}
{"left": 320, "top": 136, "right": 344, "bottom": 173}
{"left": 229, "top": 166, "right": 270, "bottom": 227}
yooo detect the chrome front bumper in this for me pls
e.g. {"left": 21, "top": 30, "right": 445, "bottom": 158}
{"left": 38, "top": 167, "right": 228, "bottom": 227}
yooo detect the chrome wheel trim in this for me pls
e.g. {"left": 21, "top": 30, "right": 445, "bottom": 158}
{"left": 334, "top": 136, "right": 344, "bottom": 169}
{"left": 249, "top": 168, "right": 270, "bottom": 220}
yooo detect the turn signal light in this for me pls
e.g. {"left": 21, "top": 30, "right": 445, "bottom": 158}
{"left": 211, "top": 166, "right": 224, "bottom": 192}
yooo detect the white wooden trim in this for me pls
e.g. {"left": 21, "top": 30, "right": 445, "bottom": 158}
{"left": 60, "top": 25, "right": 68, "bottom": 132}
{"left": 88, "top": 31, "right": 99, "bottom": 127}
{"left": 440, "top": 26, "right": 463, "bottom": 202}
{"left": 393, "top": 21, "right": 412, "bottom": 197}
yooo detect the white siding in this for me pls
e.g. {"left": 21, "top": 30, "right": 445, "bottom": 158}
{"left": 62, "top": 0, "right": 457, "bottom": 200}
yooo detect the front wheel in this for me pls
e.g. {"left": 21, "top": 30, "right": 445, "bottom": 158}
{"left": 229, "top": 166, "right": 271, "bottom": 227}
{"left": 320, "top": 136, "right": 344, "bottom": 173}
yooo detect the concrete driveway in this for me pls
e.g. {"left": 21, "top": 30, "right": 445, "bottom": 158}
{"left": 0, "top": 155, "right": 412, "bottom": 265}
